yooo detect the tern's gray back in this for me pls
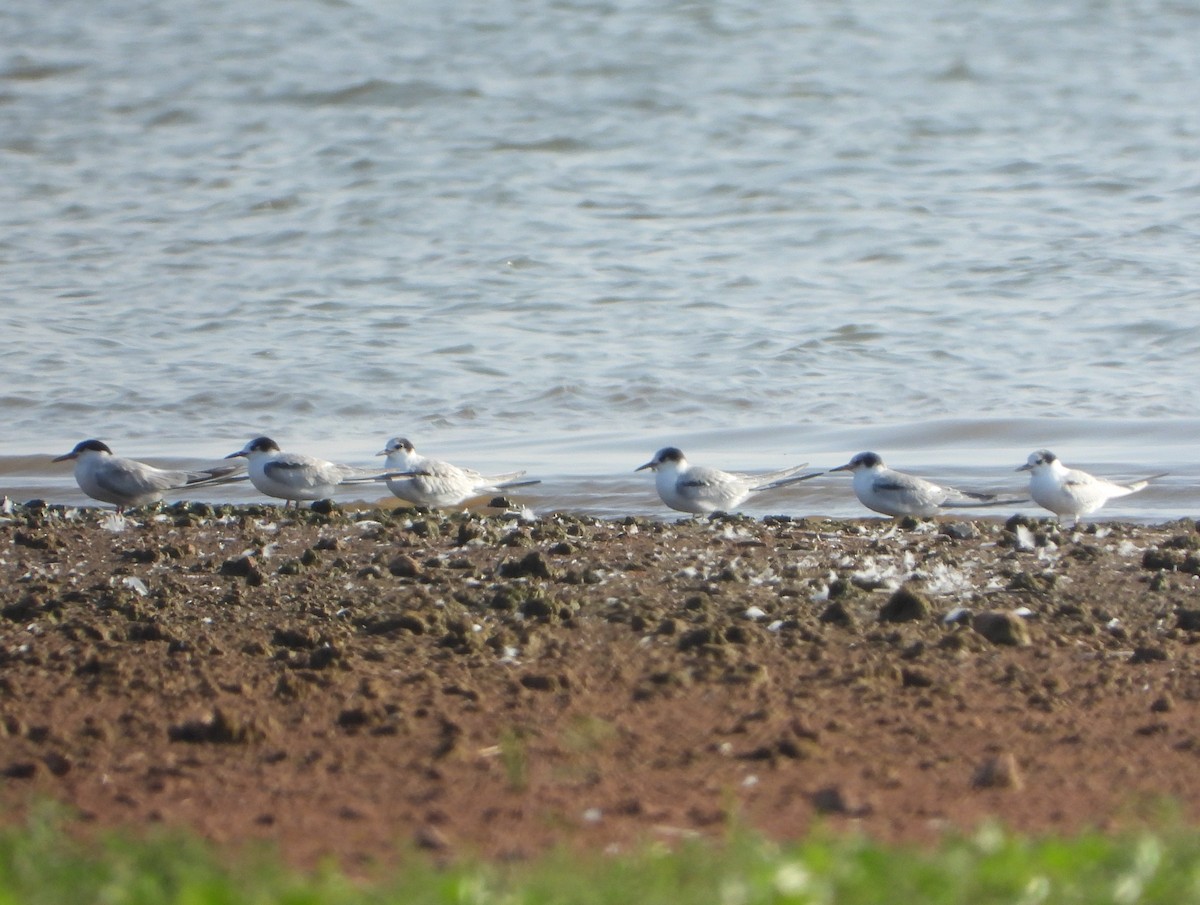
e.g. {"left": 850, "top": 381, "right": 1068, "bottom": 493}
{"left": 871, "top": 471, "right": 947, "bottom": 513}
{"left": 97, "top": 458, "right": 188, "bottom": 498}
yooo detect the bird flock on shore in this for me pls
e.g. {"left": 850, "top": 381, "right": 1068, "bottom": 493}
{"left": 39, "top": 435, "right": 1167, "bottom": 526}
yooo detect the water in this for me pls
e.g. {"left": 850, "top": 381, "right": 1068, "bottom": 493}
{"left": 3, "top": 0, "right": 1199, "bottom": 519}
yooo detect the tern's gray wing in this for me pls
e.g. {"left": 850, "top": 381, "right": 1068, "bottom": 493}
{"left": 263, "top": 457, "right": 346, "bottom": 491}
{"left": 680, "top": 466, "right": 741, "bottom": 490}
{"left": 1061, "top": 468, "right": 1141, "bottom": 504}
{"left": 677, "top": 466, "right": 748, "bottom": 508}
{"left": 96, "top": 460, "right": 189, "bottom": 499}
{"left": 935, "top": 483, "right": 1022, "bottom": 510}
{"left": 394, "top": 460, "right": 477, "bottom": 497}
{"left": 872, "top": 472, "right": 948, "bottom": 512}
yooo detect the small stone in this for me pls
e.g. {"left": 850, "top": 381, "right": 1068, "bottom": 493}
{"left": 1130, "top": 646, "right": 1169, "bottom": 664}
{"left": 414, "top": 825, "right": 451, "bottom": 851}
{"left": 121, "top": 548, "right": 160, "bottom": 564}
{"left": 2, "top": 596, "right": 42, "bottom": 622}
{"left": 168, "top": 708, "right": 264, "bottom": 744}
{"left": 1176, "top": 609, "right": 1200, "bottom": 632}
{"left": 309, "top": 499, "right": 337, "bottom": 515}
{"left": 1004, "top": 514, "right": 1037, "bottom": 532}
{"left": 940, "top": 521, "right": 979, "bottom": 540}
{"left": 819, "top": 601, "right": 858, "bottom": 628}
{"left": 219, "top": 554, "right": 258, "bottom": 577}
{"left": 272, "top": 626, "right": 320, "bottom": 650}
{"left": 499, "top": 551, "right": 554, "bottom": 580}
{"left": 388, "top": 555, "right": 421, "bottom": 578}
{"left": 827, "top": 578, "right": 855, "bottom": 600}
{"left": 13, "top": 530, "right": 57, "bottom": 550}
{"left": 1151, "top": 694, "right": 1174, "bottom": 713}
{"left": 810, "top": 784, "right": 872, "bottom": 816}
{"left": 43, "top": 752, "right": 72, "bottom": 777}
{"left": 336, "top": 708, "right": 372, "bottom": 729}
{"left": 972, "top": 753, "right": 1023, "bottom": 790}
{"left": 879, "top": 585, "right": 932, "bottom": 623}
{"left": 1136, "top": 722, "right": 1169, "bottom": 737}
{"left": 678, "top": 627, "right": 716, "bottom": 651}
{"left": 972, "top": 611, "right": 1031, "bottom": 646}
{"left": 1142, "top": 548, "right": 1185, "bottom": 572}
{"left": 361, "top": 613, "right": 425, "bottom": 636}
{"left": 901, "top": 667, "right": 934, "bottom": 688}
{"left": 520, "top": 598, "right": 554, "bottom": 621}
{"left": 306, "top": 644, "right": 340, "bottom": 670}
{"left": 1006, "top": 571, "right": 1054, "bottom": 593}
{"left": 519, "top": 673, "right": 558, "bottom": 692}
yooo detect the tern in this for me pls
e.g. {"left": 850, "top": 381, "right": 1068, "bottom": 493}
{"left": 1017, "top": 449, "right": 1165, "bottom": 524}
{"left": 635, "top": 446, "right": 822, "bottom": 515}
{"left": 53, "top": 439, "right": 244, "bottom": 510}
{"left": 375, "top": 437, "right": 538, "bottom": 508}
{"left": 226, "top": 436, "right": 390, "bottom": 507}
{"left": 831, "top": 451, "right": 1021, "bottom": 518}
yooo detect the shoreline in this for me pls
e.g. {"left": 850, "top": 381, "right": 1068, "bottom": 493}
{"left": 3, "top": 503, "right": 1200, "bottom": 866}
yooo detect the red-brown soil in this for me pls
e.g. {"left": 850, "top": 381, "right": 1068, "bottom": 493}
{"left": 3, "top": 502, "right": 1200, "bottom": 868}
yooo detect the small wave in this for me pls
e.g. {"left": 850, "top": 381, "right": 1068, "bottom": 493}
{"left": 0, "top": 60, "right": 85, "bottom": 81}
{"left": 271, "top": 79, "right": 477, "bottom": 109}
{"left": 826, "top": 324, "right": 885, "bottom": 344}
{"left": 490, "top": 137, "right": 593, "bottom": 153}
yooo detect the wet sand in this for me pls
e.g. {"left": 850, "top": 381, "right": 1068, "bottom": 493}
{"left": 3, "top": 501, "right": 1200, "bottom": 867}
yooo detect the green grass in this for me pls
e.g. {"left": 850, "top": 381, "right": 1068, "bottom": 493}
{"left": 4, "top": 810, "right": 1200, "bottom": 905}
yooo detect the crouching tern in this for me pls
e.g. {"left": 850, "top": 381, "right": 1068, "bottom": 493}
{"left": 226, "top": 436, "right": 394, "bottom": 507}
{"left": 832, "top": 451, "right": 1024, "bottom": 518}
{"left": 376, "top": 437, "right": 539, "bottom": 508}
{"left": 636, "top": 446, "right": 822, "bottom": 515}
{"left": 53, "top": 439, "right": 245, "bottom": 510}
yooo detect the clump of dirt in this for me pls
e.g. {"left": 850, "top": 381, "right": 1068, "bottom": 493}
{"left": 2, "top": 503, "right": 1200, "bottom": 866}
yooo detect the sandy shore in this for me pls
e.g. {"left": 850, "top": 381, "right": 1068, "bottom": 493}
{"left": 2, "top": 501, "right": 1200, "bottom": 866}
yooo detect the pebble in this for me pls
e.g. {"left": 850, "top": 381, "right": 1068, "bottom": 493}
{"left": 878, "top": 585, "right": 932, "bottom": 623}
{"left": 972, "top": 753, "right": 1023, "bottom": 791}
{"left": 972, "top": 611, "right": 1031, "bottom": 647}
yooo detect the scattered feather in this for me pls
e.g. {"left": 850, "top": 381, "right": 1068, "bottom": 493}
{"left": 100, "top": 514, "right": 128, "bottom": 533}
{"left": 1013, "top": 524, "right": 1036, "bottom": 552}
{"left": 121, "top": 576, "right": 149, "bottom": 597}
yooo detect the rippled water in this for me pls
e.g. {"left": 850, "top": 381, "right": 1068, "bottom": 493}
{"left": 3, "top": 0, "right": 1199, "bottom": 517}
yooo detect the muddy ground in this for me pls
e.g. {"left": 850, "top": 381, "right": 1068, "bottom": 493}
{"left": 3, "top": 500, "right": 1200, "bottom": 868}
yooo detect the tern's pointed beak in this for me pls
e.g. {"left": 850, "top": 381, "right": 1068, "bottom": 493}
{"left": 1016, "top": 463, "right": 1033, "bottom": 472}
{"left": 829, "top": 462, "right": 854, "bottom": 473}
{"left": 635, "top": 460, "right": 656, "bottom": 472}
{"left": 51, "top": 452, "right": 77, "bottom": 463}
{"left": 225, "top": 450, "right": 248, "bottom": 460}
{"left": 374, "top": 449, "right": 389, "bottom": 457}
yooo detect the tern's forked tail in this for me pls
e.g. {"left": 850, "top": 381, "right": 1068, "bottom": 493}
{"left": 938, "top": 494, "right": 1030, "bottom": 510}
{"left": 751, "top": 470, "right": 826, "bottom": 492}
